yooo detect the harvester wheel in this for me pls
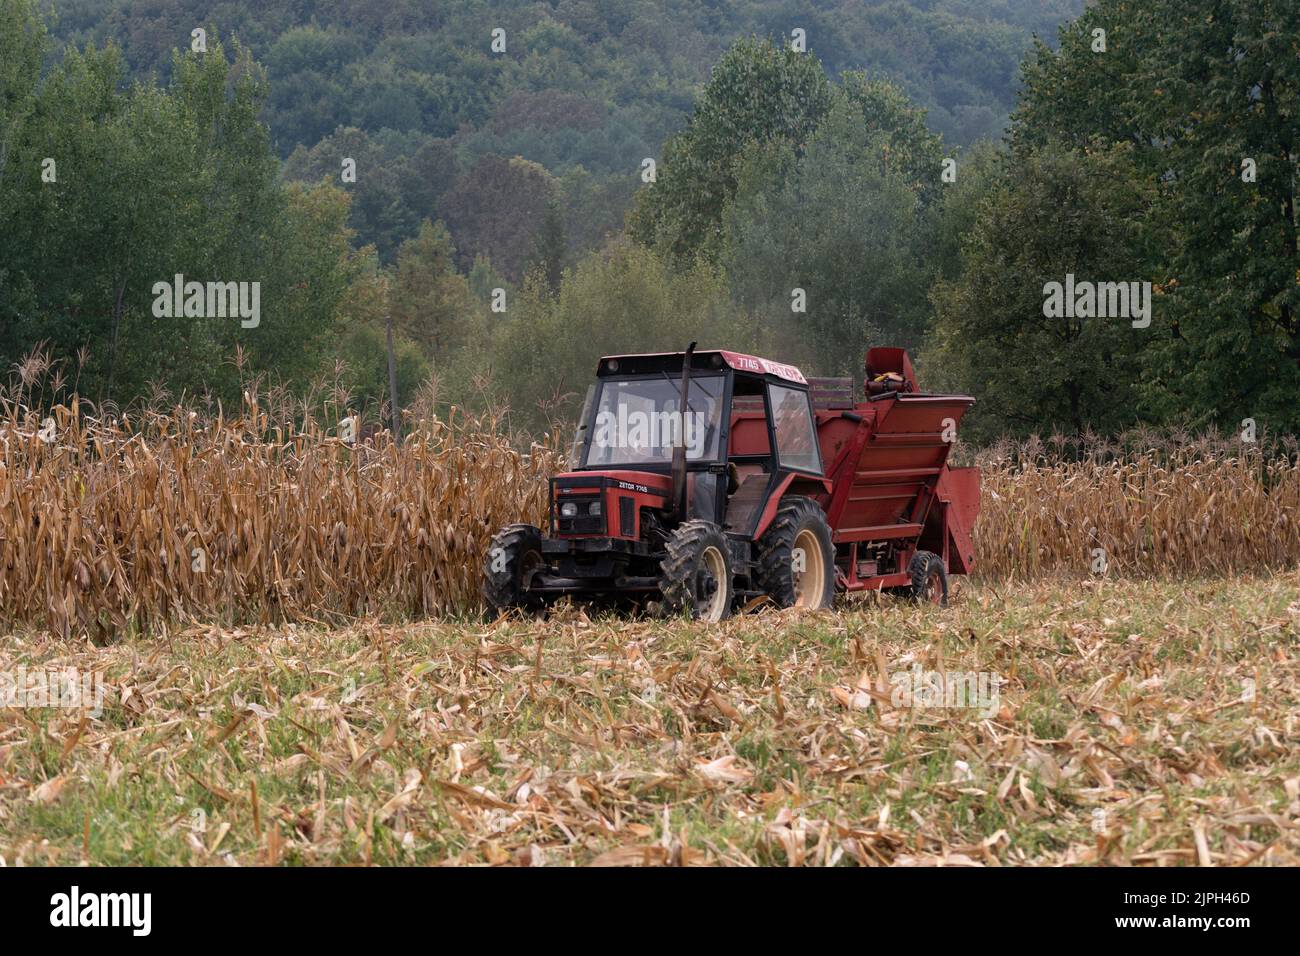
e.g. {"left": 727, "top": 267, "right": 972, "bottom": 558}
{"left": 659, "top": 520, "right": 733, "bottom": 622}
{"left": 755, "top": 496, "right": 836, "bottom": 610}
{"left": 482, "top": 524, "right": 546, "bottom": 613}
{"left": 908, "top": 550, "right": 949, "bottom": 606}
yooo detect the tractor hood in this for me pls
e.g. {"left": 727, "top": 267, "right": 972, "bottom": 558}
{"left": 550, "top": 470, "right": 672, "bottom": 540}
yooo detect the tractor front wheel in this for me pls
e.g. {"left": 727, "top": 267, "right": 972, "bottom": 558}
{"left": 907, "top": 550, "right": 949, "bottom": 606}
{"left": 482, "top": 523, "right": 546, "bottom": 613}
{"left": 659, "top": 520, "right": 733, "bottom": 622}
{"left": 755, "top": 496, "right": 836, "bottom": 610}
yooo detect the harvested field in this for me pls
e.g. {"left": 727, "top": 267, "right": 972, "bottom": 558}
{"left": 2, "top": 573, "right": 1297, "bottom": 866}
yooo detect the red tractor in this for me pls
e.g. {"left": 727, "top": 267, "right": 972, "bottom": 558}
{"left": 483, "top": 345, "right": 979, "bottom": 620}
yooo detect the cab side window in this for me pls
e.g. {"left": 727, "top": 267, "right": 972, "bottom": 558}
{"left": 768, "top": 384, "right": 820, "bottom": 473}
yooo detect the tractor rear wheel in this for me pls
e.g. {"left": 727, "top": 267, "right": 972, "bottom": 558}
{"left": 755, "top": 496, "right": 836, "bottom": 610}
{"left": 482, "top": 523, "right": 546, "bottom": 612}
{"left": 907, "top": 550, "right": 949, "bottom": 606}
{"left": 659, "top": 520, "right": 733, "bottom": 622}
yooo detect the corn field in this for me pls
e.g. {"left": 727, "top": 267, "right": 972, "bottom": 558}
{"left": 976, "top": 451, "right": 1300, "bottom": 579}
{"left": 0, "top": 393, "right": 1297, "bottom": 637}
{"left": 0, "top": 397, "right": 559, "bottom": 638}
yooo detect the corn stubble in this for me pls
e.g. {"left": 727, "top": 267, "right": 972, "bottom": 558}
{"left": 0, "top": 398, "right": 1297, "bottom": 638}
{"left": 4, "top": 575, "right": 1297, "bottom": 866}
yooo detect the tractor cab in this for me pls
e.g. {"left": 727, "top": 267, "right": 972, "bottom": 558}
{"left": 560, "top": 349, "right": 826, "bottom": 537}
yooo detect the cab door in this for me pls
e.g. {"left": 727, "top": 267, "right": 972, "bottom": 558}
{"left": 688, "top": 370, "right": 734, "bottom": 525}
{"left": 766, "top": 382, "right": 823, "bottom": 477}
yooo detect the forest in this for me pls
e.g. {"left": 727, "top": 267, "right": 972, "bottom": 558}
{"left": 2, "top": 0, "right": 1297, "bottom": 441}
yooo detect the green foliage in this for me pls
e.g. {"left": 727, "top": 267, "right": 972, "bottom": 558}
{"left": 17, "top": 0, "right": 1282, "bottom": 447}
{"left": 338, "top": 322, "right": 429, "bottom": 420}
{"left": 530, "top": 196, "right": 567, "bottom": 292}
{"left": 334, "top": 248, "right": 429, "bottom": 414}
{"left": 283, "top": 128, "right": 421, "bottom": 263}
{"left": 390, "top": 219, "right": 482, "bottom": 359}
{"left": 39, "top": 0, "right": 1083, "bottom": 301}
{"left": 440, "top": 155, "right": 557, "bottom": 281}
{"left": 926, "top": 139, "right": 1004, "bottom": 283}
{"left": 926, "top": 143, "right": 1155, "bottom": 440}
{"left": 1006, "top": 0, "right": 1300, "bottom": 433}
{"left": 722, "top": 96, "right": 933, "bottom": 373}
{"left": 250, "top": 181, "right": 357, "bottom": 391}
{"left": 839, "top": 73, "right": 946, "bottom": 208}
{"left": 630, "top": 37, "right": 834, "bottom": 263}
{"left": 630, "top": 47, "right": 957, "bottom": 378}
{"left": 467, "top": 253, "right": 508, "bottom": 306}
{"left": 0, "top": 4, "right": 352, "bottom": 403}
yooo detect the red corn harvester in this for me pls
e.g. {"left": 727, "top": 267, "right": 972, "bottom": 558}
{"left": 484, "top": 345, "right": 979, "bottom": 620}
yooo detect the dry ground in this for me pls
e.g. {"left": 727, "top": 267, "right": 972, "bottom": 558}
{"left": 1, "top": 572, "right": 1298, "bottom": 866}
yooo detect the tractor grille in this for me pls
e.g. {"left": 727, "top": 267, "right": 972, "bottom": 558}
{"left": 555, "top": 495, "right": 605, "bottom": 534}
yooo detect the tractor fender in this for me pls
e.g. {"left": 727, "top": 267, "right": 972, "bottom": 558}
{"left": 753, "top": 473, "right": 833, "bottom": 539}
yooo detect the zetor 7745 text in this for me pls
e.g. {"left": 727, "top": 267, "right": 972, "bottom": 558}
{"left": 483, "top": 345, "right": 980, "bottom": 621}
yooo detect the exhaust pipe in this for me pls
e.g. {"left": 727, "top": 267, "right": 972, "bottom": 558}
{"left": 671, "top": 342, "right": 696, "bottom": 521}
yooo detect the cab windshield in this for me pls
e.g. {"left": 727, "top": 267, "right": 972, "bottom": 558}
{"left": 583, "top": 375, "right": 724, "bottom": 467}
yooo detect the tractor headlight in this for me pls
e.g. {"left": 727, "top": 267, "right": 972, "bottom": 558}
{"left": 560, "top": 501, "right": 579, "bottom": 518}
{"left": 589, "top": 500, "right": 601, "bottom": 517}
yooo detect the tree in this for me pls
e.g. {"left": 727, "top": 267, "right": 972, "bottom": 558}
{"left": 628, "top": 37, "right": 834, "bottom": 263}
{"left": 0, "top": 0, "right": 52, "bottom": 359}
{"left": 926, "top": 142, "right": 1155, "bottom": 440}
{"left": 336, "top": 246, "right": 430, "bottom": 417}
{"left": 439, "top": 155, "right": 557, "bottom": 281}
{"left": 281, "top": 127, "right": 425, "bottom": 262}
{"left": 721, "top": 97, "right": 931, "bottom": 374}
{"left": 389, "top": 220, "right": 479, "bottom": 359}
{"left": 0, "top": 10, "right": 354, "bottom": 403}
{"left": 1011, "top": 0, "right": 1300, "bottom": 431}
{"left": 1128, "top": 0, "right": 1300, "bottom": 429}
{"left": 35, "top": 0, "right": 1089, "bottom": 278}
{"left": 467, "top": 253, "right": 508, "bottom": 307}
{"left": 530, "top": 196, "right": 567, "bottom": 292}
{"left": 241, "top": 181, "right": 355, "bottom": 394}
{"left": 838, "top": 73, "right": 945, "bottom": 210}
{"left": 484, "top": 242, "right": 768, "bottom": 434}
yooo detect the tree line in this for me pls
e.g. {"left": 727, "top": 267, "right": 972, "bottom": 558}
{"left": 2, "top": 0, "right": 1296, "bottom": 442}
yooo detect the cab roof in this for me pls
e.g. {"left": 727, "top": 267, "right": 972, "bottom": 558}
{"left": 595, "top": 349, "right": 807, "bottom": 385}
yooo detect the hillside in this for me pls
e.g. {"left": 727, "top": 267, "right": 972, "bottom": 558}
{"left": 41, "top": 0, "right": 1083, "bottom": 260}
